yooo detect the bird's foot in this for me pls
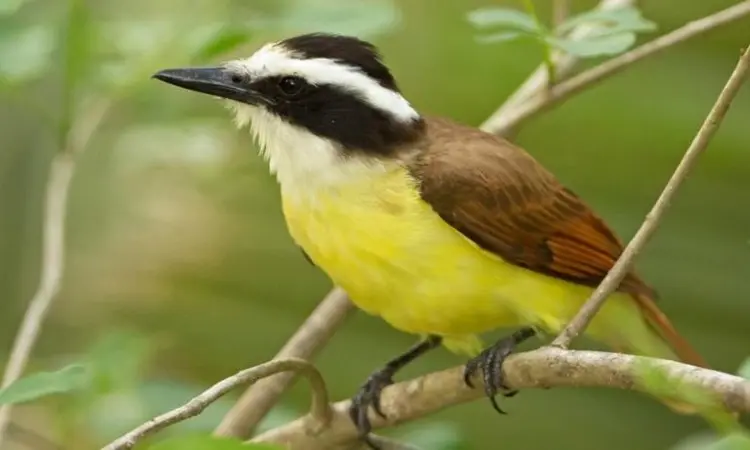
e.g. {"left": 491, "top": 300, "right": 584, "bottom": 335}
{"left": 463, "top": 327, "right": 536, "bottom": 414}
{"left": 349, "top": 367, "right": 395, "bottom": 449}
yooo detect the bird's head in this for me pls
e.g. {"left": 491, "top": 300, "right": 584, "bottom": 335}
{"left": 153, "top": 33, "right": 425, "bottom": 189}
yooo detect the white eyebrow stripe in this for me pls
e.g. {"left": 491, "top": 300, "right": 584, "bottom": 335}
{"left": 226, "top": 44, "right": 420, "bottom": 123}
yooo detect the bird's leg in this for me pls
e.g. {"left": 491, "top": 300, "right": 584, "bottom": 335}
{"left": 463, "top": 327, "right": 536, "bottom": 414}
{"left": 349, "top": 335, "right": 442, "bottom": 446}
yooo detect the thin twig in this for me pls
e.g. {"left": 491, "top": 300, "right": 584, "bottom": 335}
{"left": 214, "top": 0, "right": 637, "bottom": 440}
{"left": 552, "top": 43, "right": 750, "bottom": 347}
{"left": 486, "top": 0, "right": 750, "bottom": 136}
{"left": 0, "top": 98, "right": 111, "bottom": 445}
{"left": 214, "top": 287, "right": 354, "bottom": 438}
{"left": 102, "top": 358, "right": 332, "bottom": 450}
{"left": 252, "top": 348, "right": 750, "bottom": 450}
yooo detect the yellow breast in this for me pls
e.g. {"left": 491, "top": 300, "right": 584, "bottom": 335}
{"left": 281, "top": 165, "right": 527, "bottom": 351}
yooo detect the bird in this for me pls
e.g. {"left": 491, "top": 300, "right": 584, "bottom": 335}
{"left": 152, "top": 32, "right": 707, "bottom": 445}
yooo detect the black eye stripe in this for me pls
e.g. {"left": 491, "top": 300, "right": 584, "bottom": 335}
{"left": 249, "top": 78, "right": 423, "bottom": 154}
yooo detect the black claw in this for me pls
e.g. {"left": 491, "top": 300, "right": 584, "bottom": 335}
{"left": 463, "top": 327, "right": 536, "bottom": 414}
{"left": 348, "top": 368, "right": 394, "bottom": 444}
{"left": 463, "top": 358, "right": 479, "bottom": 388}
{"left": 349, "top": 336, "right": 442, "bottom": 449}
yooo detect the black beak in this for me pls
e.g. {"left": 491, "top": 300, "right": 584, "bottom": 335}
{"left": 152, "top": 67, "right": 263, "bottom": 105}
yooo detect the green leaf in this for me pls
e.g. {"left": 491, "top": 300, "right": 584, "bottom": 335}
{"left": 148, "top": 434, "right": 283, "bottom": 450}
{"left": 549, "top": 6, "right": 657, "bottom": 58}
{"left": 0, "top": 364, "right": 89, "bottom": 405}
{"left": 558, "top": 6, "right": 657, "bottom": 35}
{"left": 549, "top": 33, "right": 636, "bottom": 57}
{"left": 738, "top": 357, "right": 750, "bottom": 380}
{"left": 474, "top": 31, "right": 526, "bottom": 44}
{"left": 467, "top": 8, "right": 540, "bottom": 33}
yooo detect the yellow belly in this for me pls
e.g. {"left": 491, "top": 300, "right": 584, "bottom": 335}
{"left": 282, "top": 167, "right": 650, "bottom": 355}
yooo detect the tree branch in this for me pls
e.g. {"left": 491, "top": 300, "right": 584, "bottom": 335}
{"left": 251, "top": 348, "right": 750, "bottom": 450}
{"left": 213, "top": 0, "right": 639, "bottom": 440}
{"left": 0, "top": 98, "right": 111, "bottom": 445}
{"left": 214, "top": 287, "right": 354, "bottom": 438}
{"left": 486, "top": 0, "right": 750, "bottom": 136}
{"left": 553, "top": 42, "right": 750, "bottom": 347}
{"left": 102, "top": 358, "right": 332, "bottom": 450}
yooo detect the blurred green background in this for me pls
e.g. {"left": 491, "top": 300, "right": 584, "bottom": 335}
{"left": 1, "top": 0, "right": 749, "bottom": 449}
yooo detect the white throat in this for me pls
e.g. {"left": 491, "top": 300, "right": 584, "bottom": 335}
{"left": 231, "top": 103, "right": 388, "bottom": 199}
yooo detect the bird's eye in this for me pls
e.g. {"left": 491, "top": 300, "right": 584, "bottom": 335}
{"left": 278, "top": 76, "right": 304, "bottom": 97}
{"left": 230, "top": 74, "right": 243, "bottom": 84}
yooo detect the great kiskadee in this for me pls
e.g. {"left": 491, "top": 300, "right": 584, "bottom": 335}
{"left": 153, "top": 33, "right": 707, "bottom": 443}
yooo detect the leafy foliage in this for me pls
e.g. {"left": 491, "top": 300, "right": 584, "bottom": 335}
{"left": 0, "top": 364, "right": 89, "bottom": 405}
{"left": 0, "top": 329, "right": 149, "bottom": 407}
{"left": 468, "top": 4, "right": 656, "bottom": 58}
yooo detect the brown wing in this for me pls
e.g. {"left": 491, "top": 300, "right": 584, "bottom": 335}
{"left": 409, "top": 117, "right": 655, "bottom": 298}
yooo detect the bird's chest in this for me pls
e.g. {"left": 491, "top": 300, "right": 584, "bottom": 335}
{"left": 280, "top": 172, "right": 432, "bottom": 314}
{"left": 278, "top": 170, "right": 525, "bottom": 342}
